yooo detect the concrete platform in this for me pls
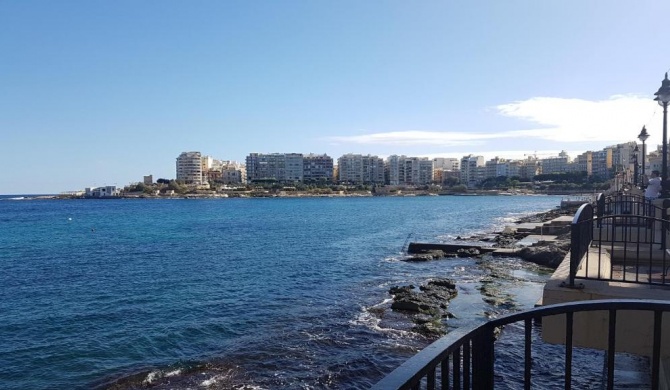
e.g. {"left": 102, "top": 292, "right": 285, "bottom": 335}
{"left": 516, "top": 234, "right": 558, "bottom": 246}
{"left": 508, "top": 215, "right": 574, "bottom": 235}
{"left": 541, "top": 247, "right": 670, "bottom": 358}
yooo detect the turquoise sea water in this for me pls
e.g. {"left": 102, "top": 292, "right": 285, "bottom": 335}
{"left": 0, "top": 195, "right": 563, "bottom": 389}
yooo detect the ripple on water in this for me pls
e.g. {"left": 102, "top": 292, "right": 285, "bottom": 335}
{"left": 0, "top": 196, "right": 568, "bottom": 389}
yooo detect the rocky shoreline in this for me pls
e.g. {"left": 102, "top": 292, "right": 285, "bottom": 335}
{"left": 386, "top": 206, "right": 579, "bottom": 337}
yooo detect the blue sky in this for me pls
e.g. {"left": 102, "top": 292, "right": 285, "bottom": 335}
{"left": 2, "top": 1, "right": 670, "bottom": 194}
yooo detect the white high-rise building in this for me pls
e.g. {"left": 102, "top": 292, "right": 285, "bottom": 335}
{"left": 245, "top": 153, "right": 304, "bottom": 183}
{"left": 176, "top": 151, "right": 204, "bottom": 184}
{"left": 460, "top": 155, "right": 485, "bottom": 188}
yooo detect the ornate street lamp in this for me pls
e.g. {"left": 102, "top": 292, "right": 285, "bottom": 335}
{"left": 638, "top": 125, "right": 649, "bottom": 183}
{"left": 633, "top": 145, "right": 639, "bottom": 187}
{"left": 654, "top": 73, "right": 670, "bottom": 197}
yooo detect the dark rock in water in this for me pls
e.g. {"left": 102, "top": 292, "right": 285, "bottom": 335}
{"left": 403, "top": 250, "right": 449, "bottom": 262}
{"left": 492, "top": 232, "right": 525, "bottom": 248}
{"left": 391, "top": 299, "right": 434, "bottom": 314}
{"left": 516, "top": 240, "right": 570, "bottom": 269}
{"left": 413, "top": 320, "right": 446, "bottom": 337}
{"left": 456, "top": 248, "right": 480, "bottom": 257}
{"left": 388, "top": 278, "right": 458, "bottom": 336}
{"left": 389, "top": 285, "right": 414, "bottom": 295}
{"left": 516, "top": 207, "right": 576, "bottom": 223}
{"left": 424, "top": 278, "right": 456, "bottom": 290}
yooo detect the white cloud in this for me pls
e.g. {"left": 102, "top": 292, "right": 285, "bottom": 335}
{"left": 496, "top": 95, "right": 658, "bottom": 143}
{"left": 329, "top": 130, "right": 496, "bottom": 146}
{"left": 327, "top": 95, "right": 661, "bottom": 148}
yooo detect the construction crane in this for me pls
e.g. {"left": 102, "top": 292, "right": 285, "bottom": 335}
{"left": 524, "top": 151, "right": 555, "bottom": 159}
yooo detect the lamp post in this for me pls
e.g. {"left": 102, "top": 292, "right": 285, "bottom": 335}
{"left": 632, "top": 145, "right": 639, "bottom": 187}
{"left": 638, "top": 126, "right": 649, "bottom": 184}
{"left": 654, "top": 73, "right": 670, "bottom": 197}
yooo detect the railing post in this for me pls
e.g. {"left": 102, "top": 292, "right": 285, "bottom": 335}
{"left": 596, "top": 193, "right": 604, "bottom": 228}
{"left": 472, "top": 326, "right": 495, "bottom": 389}
{"left": 569, "top": 220, "right": 579, "bottom": 287}
{"left": 663, "top": 199, "right": 670, "bottom": 250}
{"left": 565, "top": 204, "right": 591, "bottom": 289}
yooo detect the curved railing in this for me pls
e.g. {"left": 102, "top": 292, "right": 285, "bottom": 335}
{"left": 569, "top": 203, "right": 593, "bottom": 287}
{"left": 371, "top": 299, "right": 670, "bottom": 390}
{"left": 602, "top": 193, "right": 663, "bottom": 218}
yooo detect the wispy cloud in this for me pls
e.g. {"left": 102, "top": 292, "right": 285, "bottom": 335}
{"left": 496, "top": 95, "right": 657, "bottom": 142}
{"left": 327, "top": 95, "right": 659, "bottom": 147}
{"left": 328, "top": 130, "right": 509, "bottom": 146}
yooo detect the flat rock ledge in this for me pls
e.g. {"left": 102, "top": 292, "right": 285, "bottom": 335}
{"left": 389, "top": 278, "right": 458, "bottom": 337}
{"left": 404, "top": 248, "right": 481, "bottom": 262}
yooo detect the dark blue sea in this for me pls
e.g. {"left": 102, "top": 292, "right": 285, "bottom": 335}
{"left": 1, "top": 195, "right": 566, "bottom": 389}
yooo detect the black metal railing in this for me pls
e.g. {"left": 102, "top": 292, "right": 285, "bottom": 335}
{"left": 595, "top": 193, "right": 605, "bottom": 226}
{"left": 569, "top": 203, "right": 593, "bottom": 287}
{"left": 371, "top": 299, "right": 670, "bottom": 390}
{"left": 567, "top": 195, "right": 670, "bottom": 287}
{"left": 603, "top": 193, "right": 655, "bottom": 217}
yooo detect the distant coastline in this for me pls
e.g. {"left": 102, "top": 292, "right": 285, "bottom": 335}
{"left": 1, "top": 189, "right": 594, "bottom": 201}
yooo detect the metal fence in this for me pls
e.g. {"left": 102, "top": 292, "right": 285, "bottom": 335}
{"left": 567, "top": 195, "right": 670, "bottom": 287}
{"left": 371, "top": 300, "right": 670, "bottom": 390}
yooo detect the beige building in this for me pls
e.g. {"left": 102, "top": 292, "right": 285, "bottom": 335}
{"left": 176, "top": 151, "right": 204, "bottom": 185}
{"left": 386, "top": 155, "right": 434, "bottom": 186}
{"left": 337, "top": 154, "right": 385, "bottom": 184}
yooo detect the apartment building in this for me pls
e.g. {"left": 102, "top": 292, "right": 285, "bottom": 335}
{"left": 337, "top": 154, "right": 385, "bottom": 184}
{"left": 246, "top": 153, "right": 304, "bottom": 183}
{"left": 431, "top": 157, "right": 460, "bottom": 185}
{"left": 539, "top": 151, "right": 571, "bottom": 175}
{"left": 386, "top": 155, "right": 434, "bottom": 186}
{"left": 221, "top": 161, "right": 246, "bottom": 184}
{"left": 176, "top": 151, "right": 204, "bottom": 185}
{"left": 433, "top": 157, "right": 460, "bottom": 172}
{"left": 303, "top": 154, "right": 334, "bottom": 183}
{"left": 610, "top": 143, "right": 635, "bottom": 171}
{"left": 571, "top": 151, "right": 593, "bottom": 176}
{"left": 460, "top": 155, "right": 485, "bottom": 188}
{"left": 485, "top": 157, "right": 510, "bottom": 178}
{"left": 591, "top": 148, "right": 613, "bottom": 180}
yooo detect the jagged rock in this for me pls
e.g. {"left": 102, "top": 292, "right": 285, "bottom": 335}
{"left": 424, "top": 278, "right": 456, "bottom": 290}
{"left": 391, "top": 300, "right": 435, "bottom": 314}
{"left": 516, "top": 240, "right": 570, "bottom": 268}
{"left": 389, "top": 285, "right": 414, "bottom": 295}
{"left": 456, "top": 248, "right": 480, "bottom": 257}
{"left": 413, "top": 320, "right": 446, "bottom": 337}
{"left": 403, "top": 250, "right": 447, "bottom": 262}
{"left": 388, "top": 278, "right": 459, "bottom": 335}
